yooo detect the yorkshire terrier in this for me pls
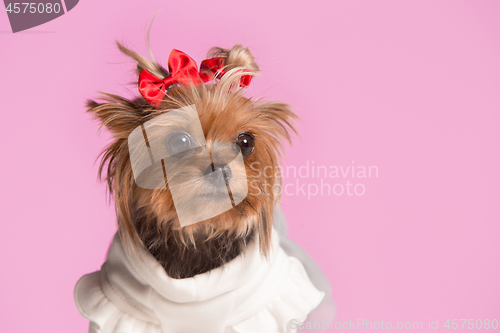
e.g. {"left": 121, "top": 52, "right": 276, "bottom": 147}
{"left": 74, "top": 38, "right": 334, "bottom": 333}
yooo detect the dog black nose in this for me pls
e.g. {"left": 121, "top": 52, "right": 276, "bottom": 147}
{"left": 204, "top": 163, "right": 232, "bottom": 185}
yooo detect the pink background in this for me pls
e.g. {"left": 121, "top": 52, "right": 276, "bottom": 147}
{"left": 1, "top": 0, "right": 499, "bottom": 332}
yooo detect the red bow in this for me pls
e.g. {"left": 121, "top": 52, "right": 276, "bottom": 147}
{"left": 138, "top": 49, "right": 202, "bottom": 108}
{"left": 200, "top": 57, "right": 253, "bottom": 87}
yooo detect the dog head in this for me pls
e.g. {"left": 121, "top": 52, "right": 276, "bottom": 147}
{"left": 88, "top": 42, "right": 297, "bottom": 277}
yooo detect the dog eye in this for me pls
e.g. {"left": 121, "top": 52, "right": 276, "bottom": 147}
{"left": 166, "top": 131, "right": 193, "bottom": 156}
{"left": 236, "top": 133, "right": 255, "bottom": 157}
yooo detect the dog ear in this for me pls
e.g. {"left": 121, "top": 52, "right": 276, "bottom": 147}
{"left": 86, "top": 42, "right": 166, "bottom": 135}
{"left": 253, "top": 101, "right": 299, "bottom": 152}
{"left": 85, "top": 94, "right": 148, "bottom": 137}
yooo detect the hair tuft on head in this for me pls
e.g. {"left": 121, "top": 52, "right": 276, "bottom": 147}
{"left": 207, "top": 45, "right": 259, "bottom": 73}
{"left": 116, "top": 41, "right": 169, "bottom": 79}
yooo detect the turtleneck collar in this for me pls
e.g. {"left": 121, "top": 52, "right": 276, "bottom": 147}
{"left": 74, "top": 228, "right": 324, "bottom": 333}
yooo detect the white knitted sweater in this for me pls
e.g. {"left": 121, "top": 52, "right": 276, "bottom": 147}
{"left": 74, "top": 217, "right": 326, "bottom": 333}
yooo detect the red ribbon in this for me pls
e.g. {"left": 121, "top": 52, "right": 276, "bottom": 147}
{"left": 138, "top": 49, "right": 202, "bottom": 108}
{"left": 200, "top": 57, "right": 253, "bottom": 87}
{"left": 138, "top": 50, "right": 253, "bottom": 108}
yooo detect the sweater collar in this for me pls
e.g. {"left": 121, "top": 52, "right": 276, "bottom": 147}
{"left": 75, "top": 226, "right": 325, "bottom": 332}
{"left": 105, "top": 228, "right": 277, "bottom": 304}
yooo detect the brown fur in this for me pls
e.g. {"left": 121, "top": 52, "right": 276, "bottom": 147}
{"left": 88, "top": 43, "right": 297, "bottom": 279}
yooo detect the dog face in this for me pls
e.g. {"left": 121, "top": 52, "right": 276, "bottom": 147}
{"left": 88, "top": 44, "right": 297, "bottom": 277}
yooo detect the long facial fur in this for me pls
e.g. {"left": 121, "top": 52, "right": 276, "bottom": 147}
{"left": 88, "top": 43, "right": 297, "bottom": 278}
